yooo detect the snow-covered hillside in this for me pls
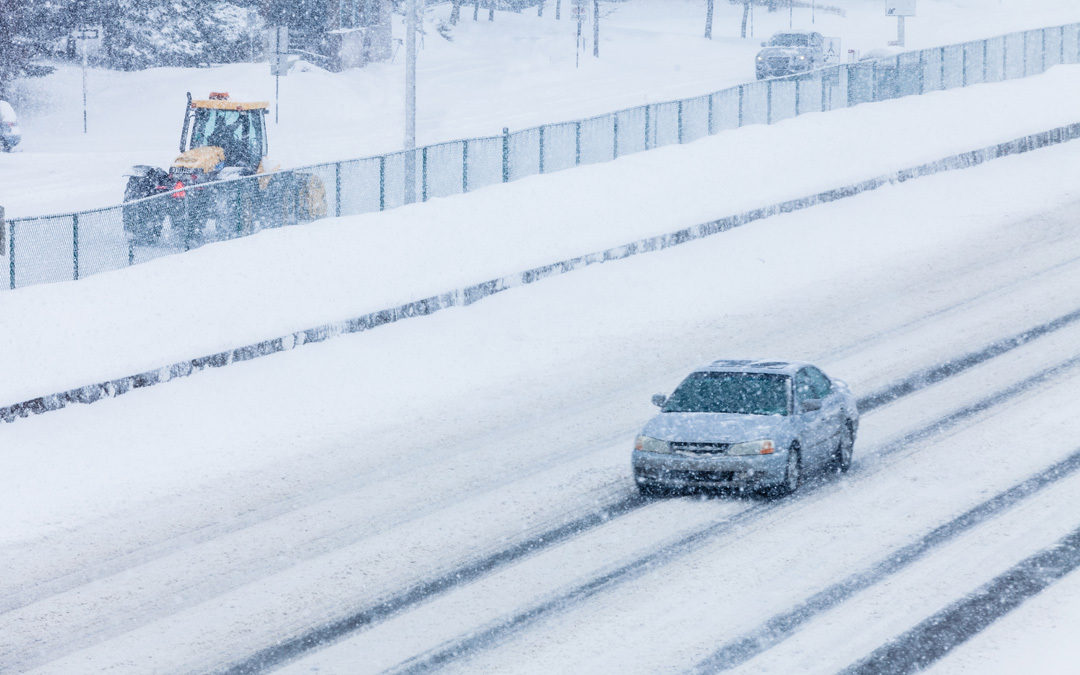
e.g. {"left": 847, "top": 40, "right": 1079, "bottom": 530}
{"left": 2, "top": 0, "right": 1080, "bottom": 217}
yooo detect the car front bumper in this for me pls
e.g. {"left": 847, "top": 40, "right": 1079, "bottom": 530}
{"left": 632, "top": 449, "right": 789, "bottom": 490}
{"left": 756, "top": 61, "right": 812, "bottom": 78}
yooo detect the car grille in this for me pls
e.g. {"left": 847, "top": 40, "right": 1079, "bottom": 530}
{"left": 768, "top": 57, "right": 790, "bottom": 70}
{"left": 670, "top": 442, "right": 731, "bottom": 455}
{"left": 670, "top": 469, "right": 736, "bottom": 483}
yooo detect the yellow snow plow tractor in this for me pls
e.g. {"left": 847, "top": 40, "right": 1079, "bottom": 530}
{"left": 122, "top": 92, "right": 326, "bottom": 246}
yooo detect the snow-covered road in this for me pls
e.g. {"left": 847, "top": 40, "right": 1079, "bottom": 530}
{"left": 5, "top": 128, "right": 1080, "bottom": 671}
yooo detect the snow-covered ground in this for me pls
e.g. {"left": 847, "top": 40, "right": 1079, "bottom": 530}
{"left": 5, "top": 52, "right": 1080, "bottom": 670}
{"left": 6, "top": 1, "right": 1080, "bottom": 672}
{"left": 2, "top": 0, "right": 1079, "bottom": 217}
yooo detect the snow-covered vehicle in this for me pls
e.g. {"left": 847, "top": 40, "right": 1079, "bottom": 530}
{"left": 755, "top": 30, "right": 827, "bottom": 79}
{"left": 0, "top": 100, "right": 21, "bottom": 151}
{"left": 122, "top": 92, "right": 326, "bottom": 245}
{"left": 632, "top": 360, "right": 858, "bottom": 497}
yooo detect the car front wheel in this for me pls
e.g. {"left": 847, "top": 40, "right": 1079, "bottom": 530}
{"left": 770, "top": 445, "right": 801, "bottom": 498}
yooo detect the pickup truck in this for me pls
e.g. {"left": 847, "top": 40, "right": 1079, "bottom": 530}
{"left": 756, "top": 30, "right": 827, "bottom": 79}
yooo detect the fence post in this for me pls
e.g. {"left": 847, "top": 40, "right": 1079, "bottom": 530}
{"left": 1023, "top": 31, "right": 1028, "bottom": 75}
{"left": 982, "top": 39, "right": 988, "bottom": 83}
{"left": 422, "top": 146, "right": 429, "bottom": 201}
{"left": 501, "top": 127, "right": 510, "bottom": 183}
{"left": 644, "top": 105, "right": 651, "bottom": 150}
{"left": 379, "top": 155, "right": 386, "bottom": 209}
{"left": 575, "top": 121, "right": 582, "bottom": 165}
{"left": 766, "top": 80, "right": 773, "bottom": 124}
{"left": 995, "top": 38, "right": 1008, "bottom": 82}
{"left": 677, "top": 100, "right": 684, "bottom": 143}
{"left": 962, "top": 44, "right": 968, "bottom": 87}
{"left": 8, "top": 219, "right": 14, "bottom": 290}
{"left": 918, "top": 50, "right": 926, "bottom": 94}
{"left": 462, "top": 140, "right": 469, "bottom": 193}
{"left": 940, "top": 47, "right": 946, "bottom": 88}
{"left": 334, "top": 162, "right": 342, "bottom": 217}
{"left": 612, "top": 115, "right": 619, "bottom": 158}
{"left": 183, "top": 193, "right": 192, "bottom": 251}
{"left": 1061, "top": 26, "right": 1066, "bottom": 64}
{"left": 795, "top": 77, "right": 801, "bottom": 115}
{"left": 707, "top": 94, "right": 715, "bottom": 134}
{"left": 72, "top": 213, "right": 79, "bottom": 281}
{"left": 738, "top": 85, "right": 744, "bottom": 127}
{"left": 538, "top": 126, "right": 546, "bottom": 174}
{"left": 1042, "top": 29, "right": 1047, "bottom": 72}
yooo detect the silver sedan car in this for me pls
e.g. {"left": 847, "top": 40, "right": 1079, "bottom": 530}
{"left": 632, "top": 360, "right": 859, "bottom": 497}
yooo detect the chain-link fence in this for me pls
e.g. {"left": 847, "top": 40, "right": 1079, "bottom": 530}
{"left": 6, "top": 22, "right": 1080, "bottom": 291}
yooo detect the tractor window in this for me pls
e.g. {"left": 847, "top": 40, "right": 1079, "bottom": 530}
{"left": 189, "top": 108, "right": 263, "bottom": 168}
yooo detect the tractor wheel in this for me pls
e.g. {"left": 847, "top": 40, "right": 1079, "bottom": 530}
{"left": 123, "top": 175, "right": 165, "bottom": 245}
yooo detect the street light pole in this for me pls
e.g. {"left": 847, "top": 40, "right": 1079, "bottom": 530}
{"left": 404, "top": 0, "right": 417, "bottom": 204}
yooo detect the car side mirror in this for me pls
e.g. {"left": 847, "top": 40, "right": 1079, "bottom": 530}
{"left": 651, "top": 394, "right": 667, "bottom": 408}
{"left": 801, "top": 399, "right": 822, "bottom": 412}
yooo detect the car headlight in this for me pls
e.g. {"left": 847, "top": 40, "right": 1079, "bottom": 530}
{"left": 635, "top": 435, "right": 670, "bottom": 454}
{"left": 757, "top": 56, "right": 764, "bottom": 61}
{"left": 727, "top": 440, "right": 776, "bottom": 456}
{"left": 798, "top": 55, "right": 807, "bottom": 60}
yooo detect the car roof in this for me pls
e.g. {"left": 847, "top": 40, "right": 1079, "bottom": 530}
{"left": 694, "top": 359, "right": 812, "bottom": 376}
{"left": 771, "top": 30, "right": 819, "bottom": 37}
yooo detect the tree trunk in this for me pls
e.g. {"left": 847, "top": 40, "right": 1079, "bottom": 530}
{"left": 488, "top": 0, "right": 494, "bottom": 21}
{"left": 556, "top": 0, "right": 562, "bottom": 20}
{"left": 592, "top": 0, "right": 599, "bottom": 57}
{"left": 450, "top": 0, "right": 461, "bottom": 25}
{"left": 705, "top": 0, "right": 714, "bottom": 39}
{"left": 473, "top": 0, "right": 480, "bottom": 21}
{"left": 538, "top": 0, "right": 544, "bottom": 17}
{"left": 740, "top": 1, "right": 749, "bottom": 38}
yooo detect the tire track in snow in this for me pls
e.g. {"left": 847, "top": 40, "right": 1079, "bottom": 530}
{"left": 379, "top": 356, "right": 1080, "bottom": 675}
{"left": 841, "top": 524, "right": 1080, "bottom": 675}
{"left": 13, "top": 252, "right": 1077, "bottom": 629}
{"left": 690, "top": 386, "right": 1080, "bottom": 671}
{"left": 237, "top": 346, "right": 1080, "bottom": 674}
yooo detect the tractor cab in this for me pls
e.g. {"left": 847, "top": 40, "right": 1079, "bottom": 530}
{"left": 177, "top": 92, "right": 268, "bottom": 176}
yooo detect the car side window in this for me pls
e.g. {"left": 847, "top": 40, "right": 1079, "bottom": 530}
{"left": 806, "top": 367, "right": 833, "bottom": 399}
{"left": 794, "top": 369, "right": 814, "bottom": 402}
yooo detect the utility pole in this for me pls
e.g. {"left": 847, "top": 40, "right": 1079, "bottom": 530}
{"left": 404, "top": 0, "right": 417, "bottom": 204}
{"left": 592, "top": 0, "right": 599, "bottom": 57}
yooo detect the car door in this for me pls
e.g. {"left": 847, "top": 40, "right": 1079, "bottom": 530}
{"left": 794, "top": 368, "right": 831, "bottom": 468}
{"left": 807, "top": 366, "right": 845, "bottom": 449}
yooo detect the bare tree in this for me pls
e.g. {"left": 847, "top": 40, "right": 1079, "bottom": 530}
{"left": 488, "top": 0, "right": 494, "bottom": 21}
{"left": 450, "top": 0, "right": 462, "bottom": 25}
{"left": 556, "top": 0, "right": 562, "bottom": 20}
{"left": 705, "top": 0, "right": 714, "bottom": 39}
{"left": 538, "top": 0, "right": 545, "bottom": 17}
{"left": 473, "top": 0, "right": 479, "bottom": 21}
{"left": 740, "top": 1, "right": 750, "bottom": 38}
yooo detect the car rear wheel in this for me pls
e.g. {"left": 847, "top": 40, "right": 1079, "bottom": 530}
{"left": 833, "top": 423, "right": 855, "bottom": 474}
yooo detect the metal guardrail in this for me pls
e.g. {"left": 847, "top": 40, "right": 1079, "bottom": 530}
{"left": 6, "top": 22, "right": 1080, "bottom": 291}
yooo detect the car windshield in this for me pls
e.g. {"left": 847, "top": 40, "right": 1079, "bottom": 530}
{"left": 770, "top": 34, "right": 809, "bottom": 47}
{"left": 663, "top": 372, "right": 789, "bottom": 416}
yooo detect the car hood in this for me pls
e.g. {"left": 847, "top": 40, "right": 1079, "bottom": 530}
{"left": 758, "top": 46, "right": 810, "bottom": 58}
{"left": 642, "top": 412, "right": 789, "bottom": 443}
